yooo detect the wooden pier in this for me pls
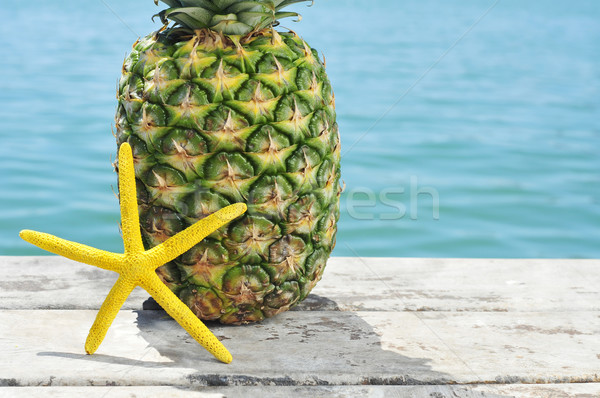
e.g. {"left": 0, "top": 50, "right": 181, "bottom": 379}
{"left": 1, "top": 256, "right": 599, "bottom": 397}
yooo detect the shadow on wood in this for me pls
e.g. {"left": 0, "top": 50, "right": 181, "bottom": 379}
{"left": 136, "top": 295, "right": 449, "bottom": 387}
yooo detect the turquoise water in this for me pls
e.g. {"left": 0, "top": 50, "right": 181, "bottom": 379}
{"left": 1, "top": 0, "right": 599, "bottom": 258}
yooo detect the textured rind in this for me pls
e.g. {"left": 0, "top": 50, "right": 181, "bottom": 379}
{"left": 115, "top": 29, "right": 341, "bottom": 324}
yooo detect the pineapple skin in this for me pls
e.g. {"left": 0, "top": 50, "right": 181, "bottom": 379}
{"left": 115, "top": 29, "right": 341, "bottom": 324}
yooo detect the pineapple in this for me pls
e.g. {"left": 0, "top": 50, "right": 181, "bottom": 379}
{"left": 115, "top": 0, "right": 341, "bottom": 324}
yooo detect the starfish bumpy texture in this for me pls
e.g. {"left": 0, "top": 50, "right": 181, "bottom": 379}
{"left": 20, "top": 143, "right": 246, "bottom": 363}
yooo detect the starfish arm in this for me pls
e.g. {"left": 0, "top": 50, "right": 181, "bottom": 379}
{"left": 85, "top": 275, "right": 135, "bottom": 355}
{"left": 19, "top": 230, "right": 122, "bottom": 272}
{"left": 141, "top": 273, "right": 233, "bottom": 364}
{"left": 145, "top": 203, "right": 247, "bottom": 269}
{"left": 118, "top": 143, "right": 144, "bottom": 254}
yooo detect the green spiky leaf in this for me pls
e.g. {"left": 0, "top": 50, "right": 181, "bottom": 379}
{"left": 155, "top": 0, "right": 312, "bottom": 35}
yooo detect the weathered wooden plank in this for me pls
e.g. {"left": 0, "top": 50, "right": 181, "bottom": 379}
{"left": 1, "top": 309, "right": 598, "bottom": 387}
{"left": 0, "top": 386, "right": 223, "bottom": 397}
{"left": 207, "top": 384, "right": 600, "bottom": 398}
{"left": 3, "top": 384, "right": 600, "bottom": 398}
{"left": 466, "top": 383, "right": 600, "bottom": 398}
{"left": 1, "top": 256, "right": 599, "bottom": 312}
{"left": 0, "top": 256, "right": 147, "bottom": 310}
{"left": 314, "top": 257, "right": 600, "bottom": 312}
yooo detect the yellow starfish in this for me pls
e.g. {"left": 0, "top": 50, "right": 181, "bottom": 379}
{"left": 19, "top": 143, "right": 246, "bottom": 364}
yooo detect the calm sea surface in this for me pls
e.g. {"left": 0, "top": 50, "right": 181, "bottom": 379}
{"left": 1, "top": 0, "right": 599, "bottom": 258}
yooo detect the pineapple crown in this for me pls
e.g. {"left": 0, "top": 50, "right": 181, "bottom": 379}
{"left": 154, "top": 0, "right": 313, "bottom": 35}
